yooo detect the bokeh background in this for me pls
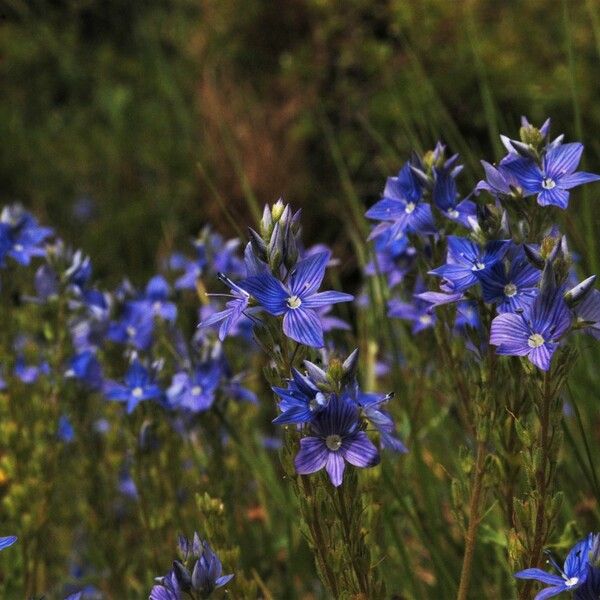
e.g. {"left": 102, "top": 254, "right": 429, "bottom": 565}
{"left": 3, "top": 0, "right": 600, "bottom": 283}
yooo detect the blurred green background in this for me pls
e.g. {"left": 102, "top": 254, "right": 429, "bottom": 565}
{"left": 3, "top": 0, "right": 600, "bottom": 283}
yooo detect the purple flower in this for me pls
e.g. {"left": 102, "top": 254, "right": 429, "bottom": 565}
{"left": 490, "top": 287, "right": 571, "bottom": 371}
{"left": 58, "top": 415, "right": 75, "bottom": 443}
{"left": 294, "top": 394, "right": 380, "bottom": 487}
{"left": 476, "top": 160, "right": 524, "bottom": 198}
{"left": 429, "top": 236, "right": 510, "bottom": 293}
{"left": 479, "top": 254, "right": 541, "bottom": 313}
{"left": 104, "top": 360, "right": 162, "bottom": 414}
{"left": 503, "top": 143, "right": 600, "bottom": 209}
{"left": 432, "top": 163, "right": 476, "bottom": 227}
{"left": 242, "top": 252, "right": 353, "bottom": 347}
{"left": 515, "top": 534, "right": 595, "bottom": 599}
{"left": 65, "top": 351, "right": 104, "bottom": 390}
{"left": 388, "top": 279, "right": 436, "bottom": 333}
{"left": 150, "top": 571, "right": 182, "bottom": 600}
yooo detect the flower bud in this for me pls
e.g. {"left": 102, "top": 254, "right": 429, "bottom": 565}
{"left": 271, "top": 198, "right": 285, "bottom": 222}
{"left": 523, "top": 244, "right": 545, "bottom": 269}
{"left": 260, "top": 204, "right": 273, "bottom": 238}
{"left": 248, "top": 227, "right": 268, "bottom": 262}
{"left": 564, "top": 275, "right": 597, "bottom": 307}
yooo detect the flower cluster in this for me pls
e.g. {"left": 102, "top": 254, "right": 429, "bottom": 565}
{"left": 364, "top": 118, "right": 600, "bottom": 373}
{"left": 272, "top": 349, "right": 406, "bottom": 486}
{"left": 151, "top": 533, "right": 233, "bottom": 600}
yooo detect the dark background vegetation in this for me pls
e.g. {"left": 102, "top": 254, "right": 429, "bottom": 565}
{"left": 3, "top": 0, "right": 600, "bottom": 283}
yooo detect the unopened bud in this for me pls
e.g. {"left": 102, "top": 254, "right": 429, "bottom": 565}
{"left": 565, "top": 275, "right": 597, "bottom": 307}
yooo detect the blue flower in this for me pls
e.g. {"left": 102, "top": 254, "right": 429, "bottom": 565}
{"left": 490, "top": 287, "right": 571, "bottom": 371}
{"left": 154, "top": 533, "right": 233, "bottom": 599}
{"left": 479, "top": 253, "right": 541, "bottom": 313}
{"left": 133, "top": 276, "right": 177, "bottom": 322}
{"left": 14, "top": 356, "right": 50, "bottom": 384}
{"left": 0, "top": 536, "right": 17, "bottom": 551}
{"left": 272, "top": 368, "right": 329, "bottom": 425}
{"left": 432, "top": 162, "right": 476, "bottom": 227}
{"left": 476, "top": 160, "right": 524, "bottom": 198}
{"left": 503, "top": 143, "right": 600, "bottom": 209}
{"left": 198, "top": 275, "right": 250, "bottom": 341}
{"left": 104, "top": 360, "right": 162, "bottom": 414}
{"left": 515, "top": 534, "right": 595, "bottom": 599}
{"left": 166, "top": 363, "right": 222, "bottom": 412}
{"left": 58, "top": 415, "right": 75, "bottom": 443}
{"left": 150, "top": 570, "right": 182, "bottom": 600}
{"left": 65, "top": 351, "right": 104, "bottom": 390}
{"left": 354, "top": 391, "right": 407, "bottom": 453}
{"left": 365, "top": 163, "right": 435, "bottom": 241}
{"left": 388, "top": 279, "right": 437, "bottom": 334}
{"left": 0, "top": 204, "right": 53, "bottom": 266}
{"left": 106, "top": 303, "right": 155, "bottom": 351}
{"left": 242, "top": 252, "right": 353, "bottom": 347}
{"left": 429, "top": 236, "right": 510, "bottom": 293}
{"left": 294, "top": 394, "right": 380, "bottom": 487}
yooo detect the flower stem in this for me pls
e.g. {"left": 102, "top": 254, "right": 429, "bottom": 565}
{"left": 456, "top": 439, "right": 487, "bottom": 600}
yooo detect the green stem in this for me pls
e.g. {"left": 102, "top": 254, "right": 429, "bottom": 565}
{"left": 456, "top": 439, "right": 487, "bottom": 600}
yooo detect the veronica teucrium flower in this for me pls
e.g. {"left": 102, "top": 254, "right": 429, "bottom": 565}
{"left": 490, "top": 287, "right": 571, "bottom": 371}
{"left": 503, "top": 143, "right": 600, "bottom": 209}
{"left": 242, "top": 251, "right": 353, "bottom": 347}
{"left": 294, "top": 394, "right": 380, "bottom": 487}
{"left": 515, "top": 534, "right": 595, "bottom": 599}
{"left": 429, "top": 236, "right": 510, "bottom": 293}
{"left": 272, "top": 368, "right": 329, "bottom": 425}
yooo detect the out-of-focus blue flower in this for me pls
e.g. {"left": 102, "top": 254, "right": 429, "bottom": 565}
{"left": 294, "top": 394, "right": 380, "bottom": 487}
{"left": 58, "top": 415, "right": 75, "bottom": 443}
{"left": 355, "top": 391, "right": 407, "bottom": 453}
{"left": 503, "top": 143, "right": 600, "bottom": 209}
{"left": 429, "top": 236, "right": 510, "bottom": 293}
{"left": 515, "top": 534, "right": 595, "bottom": 599}
{"left": 167, "top": 363, "right": 221, "bottom": 412}
{"left": 104, "top": 360, "right": 162, "bottom": 414}
{"left": 490, "top": 286, "right": 571, "bottom": 371}
{"left": 479, "top": 253, "right": 541, "bottom": 313}
{"left": 455, "top": 301, "right": 480, "bottom": 330}
{"left": 0, "top": 204, "right": 53, "bottom": 266}
{"left": 388, "top": 279, "right": 436, "bottom": 334}
{"left": 198, "top": 275, "right": 250, "bottom": 341}
{"left": 14, "top": 356, "right": 50, "bottom": 384}
{"left": 65, "top": 351, "right": 104, "bottom": 390}
{"left": 242, "top": 252, "right": 353, "bottom": 347}
{"left": 0, "top": 536, "right": 17, "bottom": 551}
{"left": 365, "top": 229, "right": 416, "bottom": 289}
{"left": 133, "top": 275, "right": 177, "bottom": 322}
{"left": 106, "top": 304, "right": 154, "bottom": 351}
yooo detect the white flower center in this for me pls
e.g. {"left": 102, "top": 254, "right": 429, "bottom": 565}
{"left": 528, "top": 333, "right": 545, "bottom": 348}
{"left": 13, "top": 244, "right": 24, "bottom": 252}
{"left": 191, "top": 386, "right": 202, "bottom": 396}
{"left": 325, "top": 434, "right": 342, "bottom": 451}
{"left": 564, "top": 577, "right": 579, "bottom": 588}
{"left": 126, "top": 326, "right": 137, "bottom": 338}
{"left": 287, "top": 295, "right": 302, "bottom": 309}
{"left": 542, "top": 177, "right": 556, "bottom": 190}
{"left": 132, "top": 386, "right": 144, "bottom": 398}
{"left": 503, "top": 283, "right": 517, "bottom": 297}
{"left": 447, "top": 209, "right": 459, "bottom": 219}
{"left": 405, "top": 202, "right": 416, "bottom": 214}
{"left": 153, "top": 301, "right": 162, "bottom": 312}
{"left": 419, "top": 314, "right": 433, "bottom": 325}
{"left": 472, "top": 261, "right": 485, "bottom": 272}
